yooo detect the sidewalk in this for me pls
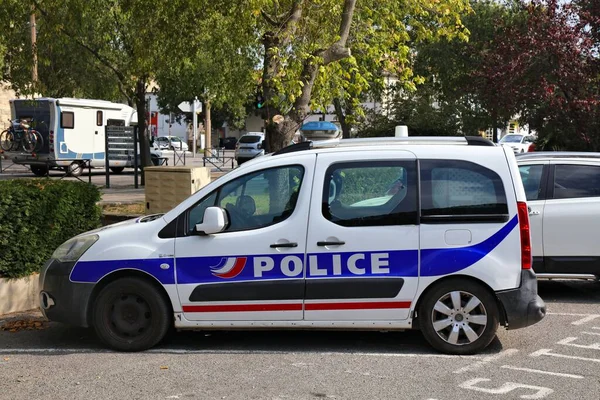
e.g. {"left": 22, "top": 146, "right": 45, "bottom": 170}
{"left": 99, "top": 170, "right": 227, "bottom": 205}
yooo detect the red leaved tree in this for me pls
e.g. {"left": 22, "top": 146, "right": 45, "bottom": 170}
{"left": 478, "top": 0, "right": 600, "bottom": 150}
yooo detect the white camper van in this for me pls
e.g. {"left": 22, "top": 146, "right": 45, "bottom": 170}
{"left": 7, "top": 98, "right": 148, "bottom": 176}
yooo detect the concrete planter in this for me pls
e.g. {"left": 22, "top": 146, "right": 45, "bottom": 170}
{"left": 0, "top": 274, "right": 39, "bottom": 315}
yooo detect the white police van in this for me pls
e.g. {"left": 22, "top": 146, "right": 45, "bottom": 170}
{"left": 39, "top": 136, "right": 545, "bottom": 354}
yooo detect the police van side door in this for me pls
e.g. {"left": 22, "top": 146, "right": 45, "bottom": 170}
{"left": 175, "top": 154, "right": 316, "bottom": 321}
{"left": 304, "top": 150, "right": 420, "bottom": 321}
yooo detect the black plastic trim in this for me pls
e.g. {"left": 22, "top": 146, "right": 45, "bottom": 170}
{"left": 496, "top": 269, "right": 546, "bottom": 330}
{"left": 40, "top": 259, "right": 94, "bottom": 327}
{"left": 189, "top": 280, "right": 305, "bottom": 302}
{"left": 421, "top": 214, "right": 509, "bottom": 224}
{"left": 544, "top": 256, "right": 600, "bottom": 275}
{"left": 273, "top": 141, "right": 313, "bottom": 155}
{"left": 305, "top": 278, "right": 404, "bottom": 300}
{"left": 465, "top": 136, "right": 495, "bottom": 146}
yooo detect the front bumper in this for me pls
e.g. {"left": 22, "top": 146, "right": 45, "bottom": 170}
{"left": 39, "top": 259, "right": 95, "bottom": 327}
{"left": 496, "top": 269, "right": 546, "bottom": 330}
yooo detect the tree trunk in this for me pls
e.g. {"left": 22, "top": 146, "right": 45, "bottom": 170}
{"left": 491, "top": 109, "right": 499, "bottom": 143}
{"left": 333, "top": 97, "right": 352, "bottom": 139}
{"left": 135, "top": 77, "right": 152, "bottom": 185}
{"left": 204, "top": 100, "right": 212, "bottom": 157}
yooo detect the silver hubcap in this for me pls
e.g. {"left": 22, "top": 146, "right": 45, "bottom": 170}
{"left": 431, "top": 290, "right": 488, "bottom": 346}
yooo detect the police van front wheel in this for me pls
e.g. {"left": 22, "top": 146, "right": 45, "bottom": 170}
{"left": 92, "top": 277, "right": 171, "bottom": 352}
{"left": 419, "top": 280, "right": 499, "bottom": 355}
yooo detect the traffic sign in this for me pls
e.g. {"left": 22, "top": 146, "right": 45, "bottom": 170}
{"left": 178, "top": 99, "right": 202, "bottom": 114}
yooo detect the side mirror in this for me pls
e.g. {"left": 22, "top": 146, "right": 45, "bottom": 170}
{"left": 195, "top": 207, "right": 228, "bottom": 235}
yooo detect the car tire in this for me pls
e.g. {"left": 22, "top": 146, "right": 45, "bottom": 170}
{"left": 31, "top": 165, "right": 48, "bottom": 177}
{"left": 67, "top": 161, "right": 83, "bottom": 177}
{"left": 92, "top": 277, "right": 171, "bottom": 352}
{"left": 110, "top": 167, "right": 125, "bottom": 174}
{"left": 419, "top": 279, "right": 499, "bottom": 355}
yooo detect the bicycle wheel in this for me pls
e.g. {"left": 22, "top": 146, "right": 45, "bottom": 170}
{"left": 0, "top": 129, "right": 15, "bottom": 151}
{"left": 31, "top": 130, "right": 44, "bottom": 152}
{"left": 22, "top": 130, "right": 41, "bottom": 153}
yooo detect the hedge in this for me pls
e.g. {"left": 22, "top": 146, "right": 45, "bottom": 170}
{"left": 0, "top": 179, "right": 101, "bottom": 279}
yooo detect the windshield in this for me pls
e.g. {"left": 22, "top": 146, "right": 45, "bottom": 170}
{"left": 239, "top": 135, "right": 262, "bottom": 144}
{"left": 500, "top": 135, "right": 523, "bottom": 143}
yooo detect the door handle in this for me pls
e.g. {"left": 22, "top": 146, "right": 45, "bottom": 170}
{"left": 317, "top": 241, "right": 345, "bottom": 246}
{"left": 529, "top": 210, "right": 540, "bottom": 216}
{"left": 270, "top": 242, "right": 298, "bottom": 248}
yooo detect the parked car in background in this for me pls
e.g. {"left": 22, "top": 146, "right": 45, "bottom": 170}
{"left": 500, "top": 134, "right": 536, "bottom": 154}
{"left": 219, "top": 136, "right": 238, "bottom": 150}
{"left": 234, "top": 132, "right": 265, "bottom": 165}
{"left": 154, "top": 136, "right": 189, "bottom": 151}
{"left": 516, "top": 152, "right": 600, "bottom": 280}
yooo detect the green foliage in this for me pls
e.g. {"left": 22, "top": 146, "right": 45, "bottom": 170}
{"left": 0, "top": 180, "right": 101, "bottom": 278}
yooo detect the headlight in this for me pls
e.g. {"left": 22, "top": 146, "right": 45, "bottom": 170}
{"left": 52, "top": 234, "right": 99, "bottom": 262}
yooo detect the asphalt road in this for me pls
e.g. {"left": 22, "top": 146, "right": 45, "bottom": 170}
{"left": 1, "top": 280, "right": 599, "bottom": 400}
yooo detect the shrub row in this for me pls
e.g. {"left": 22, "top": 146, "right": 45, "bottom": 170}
{"left": 0, "top": 179, "right": 101, "bottom": 279}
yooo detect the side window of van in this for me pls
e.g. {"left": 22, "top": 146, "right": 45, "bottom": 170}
{"left": 322, "top": 161, "right": 418, "bottom": 227}
{"left": 61, "top": 112, "right": 74, "bottom": 129}
{"left": 188, "top": 165, "right": 304, "bottom": 233}
{"left": 420, "top": 160, "right": 508, "bottom": 223}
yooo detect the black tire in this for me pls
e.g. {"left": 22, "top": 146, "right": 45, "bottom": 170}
{"left": 419, "top": 279, "right": 499, "bottom": 355}
{"left": 0, "top": 129, "right": 14, "bottom": 151}
{"left": 31, "top": 130, "right": 44, "bottom": 152}
{"left": 110, "top": 167, "right": 125, "bottom": 174}
{"left": 31, "top": 165, "right": 49, "bottom": 177}
{"left": 92, "top": 277, "right": 171, "bottom": 352}
{"left": 67, "top": 161, "right": 83, "bottom": 177}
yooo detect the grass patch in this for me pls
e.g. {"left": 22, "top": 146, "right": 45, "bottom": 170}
{"left": 101, "top": 203, "right": 146, "bottom": 215}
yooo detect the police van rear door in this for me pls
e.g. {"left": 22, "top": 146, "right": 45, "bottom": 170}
{"left": 304, "top": 150, "right": 419, "bottom": 321}
{"left": 175, "top": 153, "right": 316, "bottom": 321}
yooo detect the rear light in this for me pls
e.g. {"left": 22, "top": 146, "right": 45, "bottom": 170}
{"left": 49, "top": 130, "right": 54, "bottom": 151}
{"left": 517, "top": 201, "right": 532, "bottom": 270}
{"left": 528, "top": 143, "right": 536, "bottom": 152}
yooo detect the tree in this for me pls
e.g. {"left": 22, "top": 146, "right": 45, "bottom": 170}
{"left": 252, "top": 0, "right": 471, "bottom": 151}
{"left": 481, "top": 0, "right": 600, "bottom": 150}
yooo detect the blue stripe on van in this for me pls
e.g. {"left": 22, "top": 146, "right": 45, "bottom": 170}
{"left": 68, "top": 215, "right": 518, "bottom": 284}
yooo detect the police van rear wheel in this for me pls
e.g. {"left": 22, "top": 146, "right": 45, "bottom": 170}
{"left": 419, "top": 280, "right": 499, "bottom": 355}
{"left": 93, "top": 277, "right": 171, "bottom": 352}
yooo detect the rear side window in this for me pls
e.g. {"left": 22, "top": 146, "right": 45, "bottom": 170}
{"left": 553, "top": 164, "right": 600, "bottom": 199}
{"left": 61, "top": 112, "right": 74, "bottom": 129}
{"left": 239, "top": 135, "right": 262, "bottom": 144}
{"left": 519, "top": 164, "right": 544, "bottom": 201}
{"left": 420, "top": 160, "right": 508, "bottom": 223}
{"left": 322, "top": 161, "right": 418, "bottom": 227}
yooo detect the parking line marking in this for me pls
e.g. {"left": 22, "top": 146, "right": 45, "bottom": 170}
{"left": 530, "top": 348, "right": 600, "bottom": 363}
{"left": 500, "top": 365, "right": 584, "bottom": 379}
{"left": 583, "top": 332, "right": 600, "bottom": 336}
{"left": 557, "top": 337, "right": 600, "bottom": 350}
{"left": 0, "top": 348, "right": 481, "bottom": 358}
{"left": 546, "top": 313, "right": 600, "bottom": 325}
{"left": 453, "top": 349, "right": 518, "bottom": 374}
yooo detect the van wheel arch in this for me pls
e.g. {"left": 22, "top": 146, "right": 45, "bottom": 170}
{"left": 86, "top": 269, "right": 175, "bottom": 327}
{"left": 412, "top": 275, "right": 507, "bottom": 329}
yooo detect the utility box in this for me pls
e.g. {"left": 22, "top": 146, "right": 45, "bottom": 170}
{"left": 145, "top": 166, "right": 211, "bottom": 214}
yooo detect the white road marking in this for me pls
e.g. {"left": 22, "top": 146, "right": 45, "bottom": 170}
{"left": 530, "top": 348, "right": 600, "bottom": 363}
{"left": 583, "top": 331, "right": 600, "bottom": 336}
{"left": 453, "top": 349, "right": 518, "bottom": 374}
{"left": 557, "top": 337, "right": 600, "bottom": 350}
{"left": 592, "top": 327, "right": 600, "bottom": 330}
{"left": 459, "top": 378, "right": 553, "bottom": 399}
{"left": 500, "top": 365, "right": 584, "bottom": 379}
{"left": 546, "top": 313, "right": 600, "bottom": 325}
{"left": 0, "top": 348, "right": 480, "bottom": 358}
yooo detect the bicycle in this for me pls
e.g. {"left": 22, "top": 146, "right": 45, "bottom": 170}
{"left": 0, "top": 119, "right": 44, "bottom": 153}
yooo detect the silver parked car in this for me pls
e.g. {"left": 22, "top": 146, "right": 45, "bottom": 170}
{"left": 234, "top": 132, "right": 265, "bottom": 165}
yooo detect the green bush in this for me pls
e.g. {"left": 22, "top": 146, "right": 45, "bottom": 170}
{"left": 0, "top": 180, "right": 101, "bottom": 279}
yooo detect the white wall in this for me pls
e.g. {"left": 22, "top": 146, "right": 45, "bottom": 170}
{"left": 146, "top": 93, "right": 188, "bottom": 141}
